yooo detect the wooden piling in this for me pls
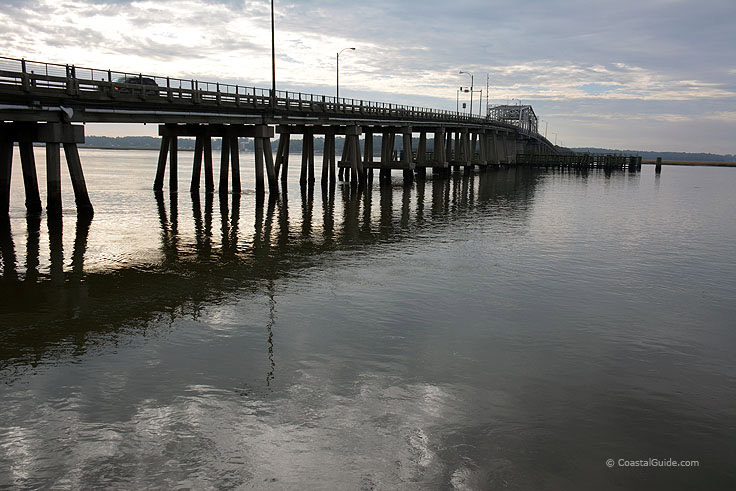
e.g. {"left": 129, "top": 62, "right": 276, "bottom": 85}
{"left": 656, "top": 157, "right": 662, "bottom": 174}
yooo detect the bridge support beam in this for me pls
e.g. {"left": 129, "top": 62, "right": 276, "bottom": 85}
{"left": 0, "top": 122, "right": 89, "bottom": 216}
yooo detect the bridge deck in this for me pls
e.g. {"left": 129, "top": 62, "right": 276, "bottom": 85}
{"left": 0, "top": 56, "right": 542, "bottom": 140}
{"left": 0, "top": 56, "right": 569, "bottom": 216}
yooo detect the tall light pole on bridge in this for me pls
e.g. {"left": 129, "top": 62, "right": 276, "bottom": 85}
{"left": 270, "top": 0, "right": 276, "bottom": 108}
{"left": 459, "top": 71, "right": 473, "bottom": 115}
{"left": 336, "top": 47, "right": 356, "bottom": 101}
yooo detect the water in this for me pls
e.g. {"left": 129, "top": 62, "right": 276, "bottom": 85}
{"left": 1, "top": 148, "right": 735, "bottom": 490}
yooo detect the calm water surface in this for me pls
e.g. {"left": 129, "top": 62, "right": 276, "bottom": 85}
{"left": 1, "top": 148, "right": 735, "bottom": 490}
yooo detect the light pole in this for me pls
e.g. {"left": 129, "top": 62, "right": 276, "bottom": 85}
{"left": 486, "top": 73, "right": 490, "bottom": 116}
{"left": 336, "top": 47, "right": 355, "bottom": 101}
{"left": 270, "top": 0, "right": 276, "bottom": 107}
{"left": 459, "top": 71, "right": 473, "bottom": 115}
{"left": 552, "top": 132, "right": 558, "bottom": 145}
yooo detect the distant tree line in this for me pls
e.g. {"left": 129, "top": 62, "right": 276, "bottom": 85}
{"left": 82, "top": 135, "right": 438, "bottom": 154}
{"left": 80, "top": 137, "right": 735, "bottom": 162}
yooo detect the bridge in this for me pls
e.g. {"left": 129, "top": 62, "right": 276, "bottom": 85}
{"left": 0, "top": 55, "right": 561, "bottom": 216}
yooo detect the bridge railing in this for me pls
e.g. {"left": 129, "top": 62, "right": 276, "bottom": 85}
{"left": 0, "top": 56, "right": 548, "bottom": 136}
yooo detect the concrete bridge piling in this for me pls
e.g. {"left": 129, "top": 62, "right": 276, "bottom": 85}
{"left": 0, "top": 122, "right": 91, "bottom": 217}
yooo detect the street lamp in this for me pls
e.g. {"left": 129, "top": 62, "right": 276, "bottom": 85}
{"left": 270, "top": 0, "right": 276, "bottom": 107}
{"left": 336, "top": 47, "right": 355, "bottom": 101}
{"left": 552, "top": 132, "right": 558, "bottom": 145}
{"left": 459, "top": 71, "right": 473, "bottom": 115}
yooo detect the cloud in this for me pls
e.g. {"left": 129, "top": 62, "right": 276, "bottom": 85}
{"left": 0, "top": 0, "right": 734, "bottom": 152}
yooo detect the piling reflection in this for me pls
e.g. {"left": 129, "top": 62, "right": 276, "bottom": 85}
{"left": 0, "top": 168, "right": 542, "bottom": 377}
{"left": 0, "top": 216, "right": 17, "bottom": 281}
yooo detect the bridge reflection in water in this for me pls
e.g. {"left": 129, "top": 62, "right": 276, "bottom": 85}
{"left": 0, "top": 168, "right": 541, "bottom": 379}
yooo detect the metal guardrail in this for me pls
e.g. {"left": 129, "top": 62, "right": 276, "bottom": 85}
{"left": 0, "top": 55, "right": 546, "bottom": 140}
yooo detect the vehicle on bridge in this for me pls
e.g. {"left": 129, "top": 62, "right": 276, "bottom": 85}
{"left": 113, "top": 75, "right": 159, "bottom": 96}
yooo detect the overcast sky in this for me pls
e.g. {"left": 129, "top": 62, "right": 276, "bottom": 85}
{"left": 2, "top": 0, "right": 734, "bottom": 153}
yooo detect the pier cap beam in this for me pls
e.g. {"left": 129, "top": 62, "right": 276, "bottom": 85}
{"left": 0, "top": 122, "right": 84, "bottom": 144}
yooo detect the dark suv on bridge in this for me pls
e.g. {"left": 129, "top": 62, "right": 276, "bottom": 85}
{"left": 113, "top": 76, "right": 160, "bottom": 96}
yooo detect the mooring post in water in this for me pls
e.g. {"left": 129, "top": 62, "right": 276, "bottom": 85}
{"left": 656, "top": 157, "right": 662, "bottom": 174}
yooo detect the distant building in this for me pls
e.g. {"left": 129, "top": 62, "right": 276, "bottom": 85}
{"left": 488, "top": 104, "right": 538, "bottom": 134}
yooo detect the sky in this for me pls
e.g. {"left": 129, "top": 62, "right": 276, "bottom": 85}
{"left": 1, "top": 0, "right": 735, "bottom": 153}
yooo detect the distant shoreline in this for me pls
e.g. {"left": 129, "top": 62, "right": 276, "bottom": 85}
{"left": 80, "top": 146, "right": 195, "bottom": 152}
{"left": 75, "top": 147, "right": 736, "bottom": 167}
{"left": 642, "top": 160, "right": 736, "bottom": 167}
